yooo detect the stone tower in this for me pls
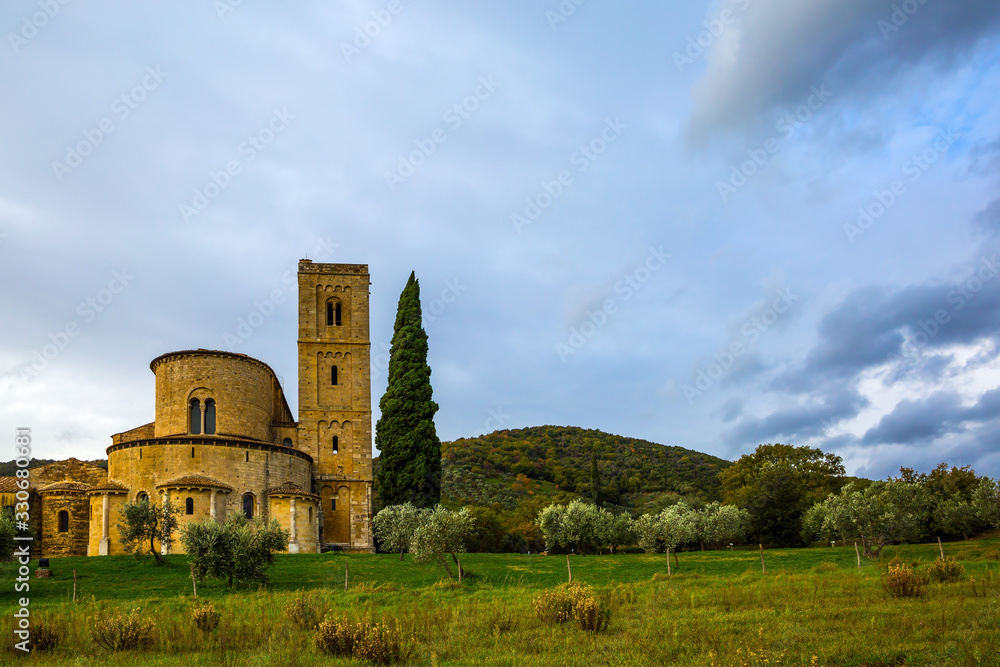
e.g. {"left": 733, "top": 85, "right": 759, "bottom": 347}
{"left": 296, "top": 260, "right": 374, "bottom": 550}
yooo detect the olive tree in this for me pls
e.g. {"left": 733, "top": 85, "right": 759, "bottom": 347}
{"left": 803, "top": 481, "right": 929, "bottom": 558}
{"left": 180, "top": 513, "right": 289, "bottom": 588}
{"left": 972, "top": 477, "right": 1000, "bottom": 528}
{"left": 634, "top": 502, "right": 697, "bottom": 555}
{"left": 700, "top": 503, "right": 750, "bottom": 549}
{"left": 117, "top": 498, "right": 179, "bottom": 562}
{"left": 373, "top": 503, "right": 425, "bottom": 560}
{"left": 409, "top": 505, "right": 475, "bottom": 580}
{"left": 536, "top": 499, "right": 606, "bottom": 554}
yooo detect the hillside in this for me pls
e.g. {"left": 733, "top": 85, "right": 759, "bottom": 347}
{"left": 439, "top": 425, "right": 731, "bottom": 514}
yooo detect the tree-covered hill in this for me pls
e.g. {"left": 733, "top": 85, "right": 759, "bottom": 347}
{"left": 438, "top": 425, "right": 731, "bottom": 514}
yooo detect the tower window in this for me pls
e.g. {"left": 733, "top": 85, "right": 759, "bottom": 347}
{"left": 327, "top": 301, "right": 334, "bottom": 326}
{"left": 245, "top": 451, "right": 249, "bottom": 463}
{"left": 190, "top": 399, "right": 201, "bottom": 434}
{"left": 333, "top": 436, "right": 339, "bottom": 454}
{"left": 309, "top": 506, "right": 313, "bottom": 521}
{"left": 186, "top": 497, "right": 194, "bottom": 515}
{"left": 331, "top": 499, "right": 337, "bottom": 511}
{"left": 242, "top": 494, "right": 254, "bottom": 519}
{"left": 335, "top": 302, "right": 342, "bottom": 326}
{"left": 191, "top": 447, "right": 195, "bottom": 458}
{"left": 331, "top": 365, "right": 338, "bottom": 385}
{"left": 205, "top": 399, "right": 216, "bottom": 435}
{"left": 282, "top": 438, "right": 292, "bottom": 448}
{"left": 58, "top": 510, "right": 69, "bottom": 532}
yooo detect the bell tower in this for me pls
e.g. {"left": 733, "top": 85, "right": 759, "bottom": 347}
{"left": 296, "top": 260, "right": 373, "bottom": 551}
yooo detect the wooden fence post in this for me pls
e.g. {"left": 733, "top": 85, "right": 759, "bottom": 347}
{"left": 759, "top": 544, "right": 766, "bottom": 575}
{"left": 854, "top": 542, "right": 861, "bottom": 568}
{"left": 938, "top": 536, "right": 945, "bottom": 559}
{"left": 566, "top": 554, "right": 572, "bottom": 583}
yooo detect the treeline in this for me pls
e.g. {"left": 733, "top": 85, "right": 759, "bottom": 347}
{"left": 442, "top": 425, "right": 731, "bottom": 508}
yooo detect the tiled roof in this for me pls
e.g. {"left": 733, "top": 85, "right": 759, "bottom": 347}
{"left": 156, "top": 475, "right": 233, "bottom": 491}
{"left": 87, "top": 480, "right": 129, "bottom": 493}
{"left": 266, "top": 482, "right": 320, "bottom": 499}
{"left": 0, "top": 477, "right": 32, "bottom": 493}
{"left": 39, "top": 481, "right": 91, "bottom": 493}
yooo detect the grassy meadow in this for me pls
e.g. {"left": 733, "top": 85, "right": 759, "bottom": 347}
{"left": 2, "top": 538, "right": 1000, "bottom": 666}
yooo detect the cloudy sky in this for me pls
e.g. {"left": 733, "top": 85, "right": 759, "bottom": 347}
{"left": 2, "top": 0, "right": 1000, "bottom": 480}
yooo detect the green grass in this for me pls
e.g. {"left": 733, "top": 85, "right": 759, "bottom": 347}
{"left": 3, "top": 538, "right": 1000, "bottom": 665}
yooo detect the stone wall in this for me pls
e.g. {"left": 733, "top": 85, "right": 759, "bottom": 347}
{"left": 41, "top": 492, "right": 89, "bottom": 558}
{"left": 32, "top": 459, "right": 108, "bottom": 488}
{"left": 151, "top": 351, "right": 292, "bottom": 443}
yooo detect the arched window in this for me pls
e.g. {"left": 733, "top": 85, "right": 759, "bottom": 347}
{"left": 331, "top": 365, "right": 338, "bottom": 385}
{"left": 327, "top": 301, "right": 334, "bottom": 326}
{"left": 190, "top": 399, "right": 201, "bottom": 434}
{"left": 331, "top": 498, "right": 337, "bottom": 511}
{"left": 58, "top": 510, "right": 69, "bottom": 533}
{"left": 332, "top": 436, "right": 339, "bottom": 454}
{"left": 335, "top": 302, "right": 342, "bottom": 326}
{"left": 308, "top": 507, "right": 313, "bottom": 522}
{"left": 242, "top": 494, "right": 254, "bottom": 519}
{"left": 137, "top": 492, "right": 148, "bottom": 502}
{"left": 185, "top": 497, "right": 194, "bottom": 515}
{"left": 205, "top": 399, "right": 216, "bottom": 435}
{"left": 282, "top": 438, "right": 292, "bottom": 448}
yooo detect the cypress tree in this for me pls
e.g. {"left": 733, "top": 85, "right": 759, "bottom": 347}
{"left": 374, "top": 271, "right": 442, "bottom": 508}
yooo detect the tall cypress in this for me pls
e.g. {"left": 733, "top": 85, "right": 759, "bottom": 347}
{"left": 374, "top": 271, "right": 442, "bottom": 508}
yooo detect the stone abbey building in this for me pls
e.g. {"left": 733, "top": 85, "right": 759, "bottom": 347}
{"left": 5, "top": 261, "right": 374, "bottom": 557}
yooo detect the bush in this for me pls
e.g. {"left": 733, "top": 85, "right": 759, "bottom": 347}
{"left": 533, "top": 583, "right": 611, "bottom": 633}
{"left": 91, "top": 608, "right": 156, "bottom": 652}
{"left": 882, "top": 564, "right": 927, "bottom": 598}
{"left": 315, "top": 616, "right": 410, "bottom": 665}
{"left": 926, "top": 557, "right": 965, "bottom": 583}
{"left": 32, "top": 621, "right": 62, "bottom": 652}
{"left": 191, "top": 603, "right": 220, "bottom": 633}
{"left": 286, "top": 590, "right": 327, "bottom": 630}
{"left": 315, "top": 616, "right": 356, "bottom": 658}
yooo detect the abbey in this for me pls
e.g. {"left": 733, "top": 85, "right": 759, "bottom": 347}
{"left": 3, "top": 260, "right": 374, "bottom": 557}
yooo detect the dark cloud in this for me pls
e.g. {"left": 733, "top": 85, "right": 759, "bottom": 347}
{"left": 861, "top": 391, "right": 965, "bottom": 446}
{"left": 727, "top": 386, "right": 868, "bottom": 448}
{"left": 686, "top": 0, "right": 1000, "bottom": 140}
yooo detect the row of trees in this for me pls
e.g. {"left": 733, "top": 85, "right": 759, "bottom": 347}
{"left": 537, "top": 499, "right": 750, "bottom": 555}
{"left": 718, "top": 444, "right": 1000, "bottom": 547}
{"left": 803, "top": 477, "right": 1000, "bottom": 557}
{"left": 373, "top": 503, "right": 474, "bottom": 579}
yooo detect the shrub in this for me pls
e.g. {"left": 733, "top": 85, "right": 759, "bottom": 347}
{"left": 191, "top": 603, "right": 220, "bottom": 633}
{"left": 926, "top": 557, "right": 965, "bottom": 583}
{"left": 286, "top": 590, "right": 327, "bottom": 630}
{"left": 315, "top": 616, "right": 356, "bottom": 658}
{"left": 32, "top": 621, "right": 62, "bottom": 652}
{"left": 315, "top": 616, "right": 410, "bottom": 665}
{"left": 882, "top": 564, "right": 926, "bottom": 598}
{"left": 533, "top": 583, "right": 611, "bottom": 633}
{"left": 354, "top": 621, "right": 409, "bottom": 665}
{"left": 91, "top": 608, "right": 156, "bottom": 652}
